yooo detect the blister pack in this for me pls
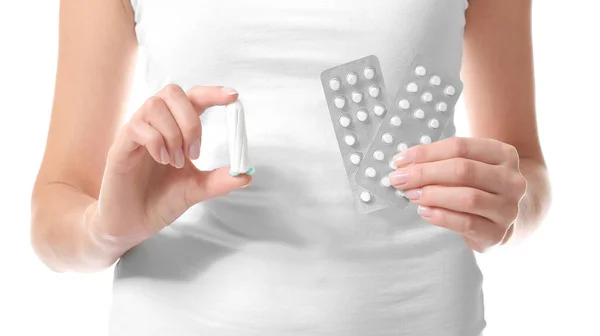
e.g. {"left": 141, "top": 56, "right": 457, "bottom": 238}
{"left": 320, "top": 55, "right": 393, "bottom": 213}
{"left": 355, "top": 56, "right": 463, "bottom": 208}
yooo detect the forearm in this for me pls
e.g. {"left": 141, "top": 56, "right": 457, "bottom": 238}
{"left": 30, "top": 183, "right": 125, "bottom": 273}
{"left": 502, "top": 157, "right": 551, "bottom": 245}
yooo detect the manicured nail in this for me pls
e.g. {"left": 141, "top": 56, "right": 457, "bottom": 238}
{"left": 189, "top": 140, "right": 200, "bottom": 160}
{"left": 394, "top": 149, "right": 415, "bottom": 168}
{"left": 417, "top": 206, "right": 433, "bottom": 218}
{"left": 160, "top": 147, "right": 170, "bottom": 165}
{"left": 404, "top": 189, "right": 422, "bottom": 200}
{"left": 389, "top": 169, "right": 409, "bottom": 186}
{"left": 174, "top": 148, "right": 185, "bottom": 168}
{"left": 221, "top": 87, "right": 238, "bottom": 95}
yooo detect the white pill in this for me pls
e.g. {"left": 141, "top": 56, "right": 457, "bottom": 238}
{"left": 390, "top": 116, "right": 402, "bottom": 127}
{"left": 334, "top": 97, "right": 346, "bottom": 109}
{"left": 368, "top": 86, "right": 380, "bottom": 98}
{"left": 389, "top": 160, "right": 397, "bottom": 169}
{"left": 352, "top": 91, "right": 363, "bottom": 103}
{"left": 373, "top": 105, "right": 386, "bottom": 117}
{"left": 339, "top": 115, "right": 351, "bottom": 128}
{"left": 382, "top": 133, "right": 393, "bottom": 144}
{"left": 429, "top": 118, "right": 440, "bottom": 129}
{"left": 421, "top": 92, "right": 433, "bottom": 103}
{"left": 329, "top": 78, "right": 341, "bottom": 91}
{"left": 347, "top": 72, "right": 358, "bottom": 85}
{"left": 350, "top": 153, "right": 362, "bottom": 165}
{"left": 420, "top": 135, "right": 432, "bottom": 144}
{"left": 406, "top": 82, "right": 419, "bottom": 93}
{"left": 373, "top": 150, "right": 385, "bottom": 161}
{"left": 364, "top": 67, "right": 376, "bottom": 79}
{"left": 381, "top": 176, "right": 391, "bottom": 188}
{"left": 415, "top": 65, "right": 427, "bottom": 77}
{"left": 436, "top": 102, "right": 448, "bottom": 112}
{"left": 444, "top": 85, "right": 456, "bottom": 96}
{"left": 399, "top": 99, "right": 411, "bottom": 110}
{"left": 396, "top": 190, "right": 406, "bottom": 198}
{"left": 365, "top": 167, "right": 377, "bottom": 178}
{"left": 345, "top": 134, "right": 357, "bottom": 146}
{"left": 356, "top": 109, "right": 368, "bottom": 122}
{"left": 360, "top": 191, "right": 372, "bottom": 203}
{"left": 397, "top": 142, "right": 409, "bottom": 152}
{"left": 413, "top": 108, "right": 425, "bottom": 119}
{"left": 429, "top": 75, "right": 441, "bottom": 87}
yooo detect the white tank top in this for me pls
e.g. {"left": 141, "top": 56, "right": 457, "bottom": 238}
{"left": 110, "top": 1, "right": 485, "bottom": 335}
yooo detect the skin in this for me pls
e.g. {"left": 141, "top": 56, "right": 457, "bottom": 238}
{"left": 31, "top": 0, "right": 550, "bottom": 273}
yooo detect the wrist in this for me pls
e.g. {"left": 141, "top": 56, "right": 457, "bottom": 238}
{"left": 82, "top": 202, "right": 136, "bottom": 268}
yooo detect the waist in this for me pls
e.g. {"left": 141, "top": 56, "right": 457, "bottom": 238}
{"left": 111, "top": 234, "right": 483, "bottom": 335}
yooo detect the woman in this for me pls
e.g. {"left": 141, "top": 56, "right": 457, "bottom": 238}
{"left": 31, "top": 0, "right": 551, "bottom": 335}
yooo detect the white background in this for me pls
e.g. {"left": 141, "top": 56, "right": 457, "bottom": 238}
{"left": 1, "top": 1, "right": 598, "bottom": 335}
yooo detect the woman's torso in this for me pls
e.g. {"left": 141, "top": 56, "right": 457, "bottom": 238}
{"left": 110, "top": 1, "right": 485, "bottom": 335}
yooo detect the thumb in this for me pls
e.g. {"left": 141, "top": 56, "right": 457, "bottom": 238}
{"left": 187, "top": 167, "right": 252, "bottom": 203}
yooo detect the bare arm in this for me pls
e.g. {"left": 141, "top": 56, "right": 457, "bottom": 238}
{"left": 462, "top": 0, "right": 551, "bottom": 244}
{"left": 31, "top": 0, "right": 137, "bottom": 272}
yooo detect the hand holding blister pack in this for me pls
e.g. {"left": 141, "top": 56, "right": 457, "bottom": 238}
{"left": 226, "top": 100, "right": 255, "bottom": 176}
{"left": 321, "top": 55, "right": 463, "bottom": 214}
{"left": 355, "top": 56, "right": 463, "bottom": 209}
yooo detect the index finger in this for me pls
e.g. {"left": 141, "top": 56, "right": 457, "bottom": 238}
{"left": 393, "top": 137, "right": 510, "bottom": 168}
{"left": 187, "top": 86, "right": 240, "bottom": 114}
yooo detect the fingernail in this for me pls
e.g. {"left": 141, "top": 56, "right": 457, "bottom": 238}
{"left": 160, "top": 147, "right": 170, "bottom": 165}
{"left": 174, "top": 148, "right": 185, "bottom": 168}
{"left": 389, "top": 169, "right": 410, "bottom": 186}
{"left": 221, "top": 87, "right": 238, "bottom": 95}
{"left": 240, "top": 176, "right": 252, "bottom": 188}
{"left": 404, "top": 189, "right": 422, "bottom": 200}
{"left": 394, "top": 149, "right": 415, "bottom": 168}
{"left": 189, "top": 140, "right": 200, "bottom": 160}
{"left": 417, "top": 206, "right": 433, "bottom": 218}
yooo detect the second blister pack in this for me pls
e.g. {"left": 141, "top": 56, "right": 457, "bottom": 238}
{"left": 355, "top": 55, "right": 464, "bottom": 209}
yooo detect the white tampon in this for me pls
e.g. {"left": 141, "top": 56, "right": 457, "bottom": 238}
{"left": 226, "top": 99, "right": 254, "bottom": 176}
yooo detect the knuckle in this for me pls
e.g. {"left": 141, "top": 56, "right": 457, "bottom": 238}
{"left": 511, "top": 173, "right": 528, "bottom": 196}
{"left": 451, "top": 137, "right": 469, "bottom": 158}
{"left": 502, "top": 143, "right": 519, "bottom": 161}
{"left": 123, "top": 122, "right": 137, "bottom": 139}
{"left": 517, "top": 175, "right": 528, "bottom": 194}
{"left": 164, "top": 131, "right": 183, "bottom": 148}
{"left": 143, "top": 96, "right": 165, "bottom": 111}
{"left": 419, "top": 186, "right": 432, "bottom": 203}
{"left": 454, "top": 159, "right": 474, "bottom": 182}
{"left": 411, "top": 165, "right": 424, "bottom": 182}
{"left": 411, "top": 146, "right": 424, "bottom": 162}
{"left": 460, "top": 190, "right": 480, "bottom": 210}
{"left": 462, "top": 216, "right": 477, "bottom": 234}
{"left": 179, "top": 121, "right": 201, "bottom": 139}
{"left": 148, "top": 130, "right": 164, "bottom": 148}
{"left": 162, "top": 84, "right": 184, "bottom": 98}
